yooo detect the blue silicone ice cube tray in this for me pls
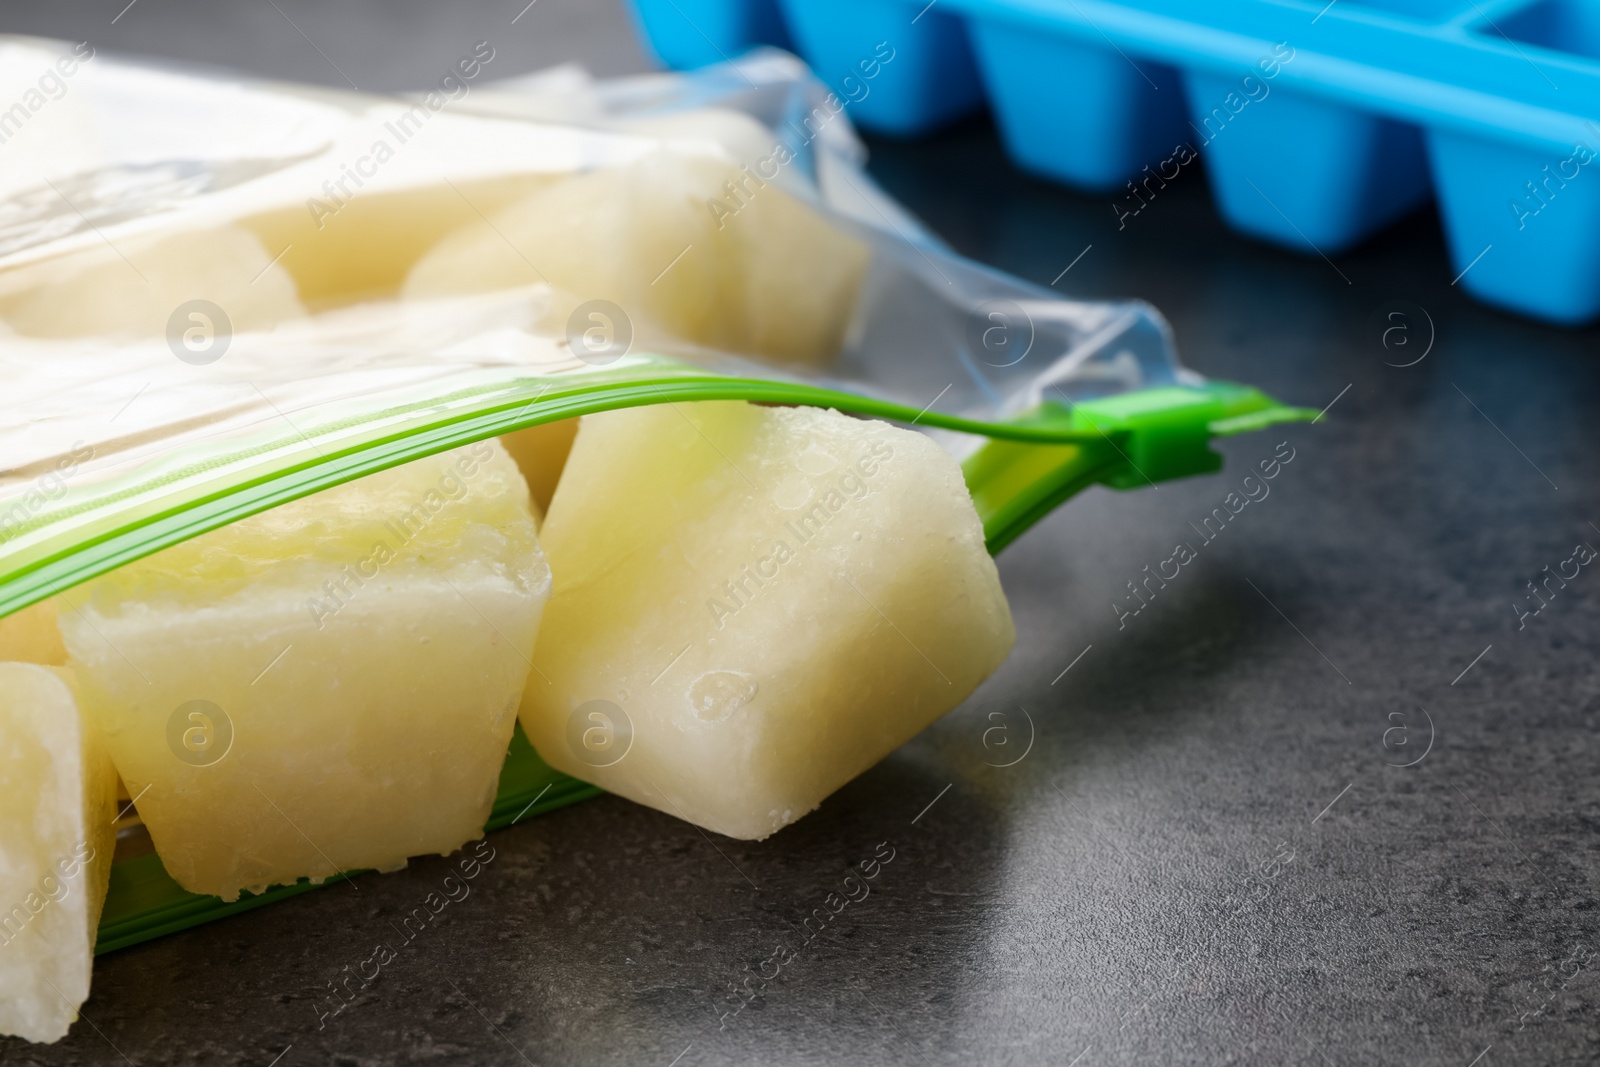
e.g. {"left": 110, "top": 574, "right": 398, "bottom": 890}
{"left": 624, "top": 0, "right": 1600, "bottom": 326}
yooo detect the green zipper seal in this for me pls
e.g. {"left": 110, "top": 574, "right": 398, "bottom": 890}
{"left": 0, "top": 352, "right": 1312, "bottom": 955}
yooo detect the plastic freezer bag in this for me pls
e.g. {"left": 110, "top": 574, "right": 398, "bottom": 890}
{"left": 0, "top": 38, "right": 1309, "bottom": 956}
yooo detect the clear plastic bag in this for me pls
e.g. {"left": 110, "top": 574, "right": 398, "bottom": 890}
{"left": 0, "top": 37, "right": 1306, "bottom": 954}
{"left": 0, "top": 39, "right": 1198, "bottom": 503}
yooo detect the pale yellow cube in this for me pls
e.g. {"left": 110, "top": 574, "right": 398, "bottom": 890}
{"left": 0, "top": 664, "right": 118, "bottom": 1044}
{"left": 520, "top": 401, "right": 1014, "bottom": 839}
{"left": 0, "top": 226, "right": 305, "bottom": 340}
{"left": 59, "top": 442, "right": 548, "bottom": 900}
{"left": 403, "top": 151, "right": 870, "bottom": 366}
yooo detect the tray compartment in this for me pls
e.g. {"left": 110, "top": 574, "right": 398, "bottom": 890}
{"left": 1428, "top": 128, "right": 1600, "bottom": 324}
{"left": 627, "top": 0, "right": 791, "bottom": 69}
{"left": 1184, "top": 72, "right": 1432, "bottom": 254}
{"left": 778, "top": 0, "right": 985, "bottom": 136}
{"left": 969, "top": 18, "right": 1186, "bottom": 192}
{"left": 1492, "top": 0, "right": 1600, "bottom": 60}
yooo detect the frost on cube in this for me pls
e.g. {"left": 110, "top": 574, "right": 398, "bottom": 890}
{"left": 59, "top": 442, "right": 549, "bottom": 901}
{"left": 520, "top": 401, "right": 1015, "bottom": 839}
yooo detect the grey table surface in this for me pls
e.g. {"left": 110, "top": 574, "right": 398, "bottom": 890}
{"left": 4, "top": 2, "right": 1599, "bottom": 1065}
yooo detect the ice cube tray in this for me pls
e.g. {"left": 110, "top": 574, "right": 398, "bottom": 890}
{"left": 625, "top": 0, "right": 1600, "bottom": 325}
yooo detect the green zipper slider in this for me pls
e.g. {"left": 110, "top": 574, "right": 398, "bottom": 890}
{"left": 966, "top": 382, "right": 1317, "bottom": 553}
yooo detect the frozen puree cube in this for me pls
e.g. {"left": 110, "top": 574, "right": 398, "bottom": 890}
{"left": 58, "top": 441, "right": 549, "bottom": 901}
{"left": 0, "top": 664, "right": 118, "bottom": 1044}
{"left": 402, "top": 150, "right": 871, "bottom": 367}
{"left": 520, "top": 401, "right": 1014, "bottom": 839}
{"left": 0, "top": 226, "right": 305, "bottom": 340}
{"left": 237, "top": 173, "right": 564, "bottom": 309}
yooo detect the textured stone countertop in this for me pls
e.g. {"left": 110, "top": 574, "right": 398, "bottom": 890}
{"left": 3, "top": 2, "right": 1597, "bottom": 1064}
